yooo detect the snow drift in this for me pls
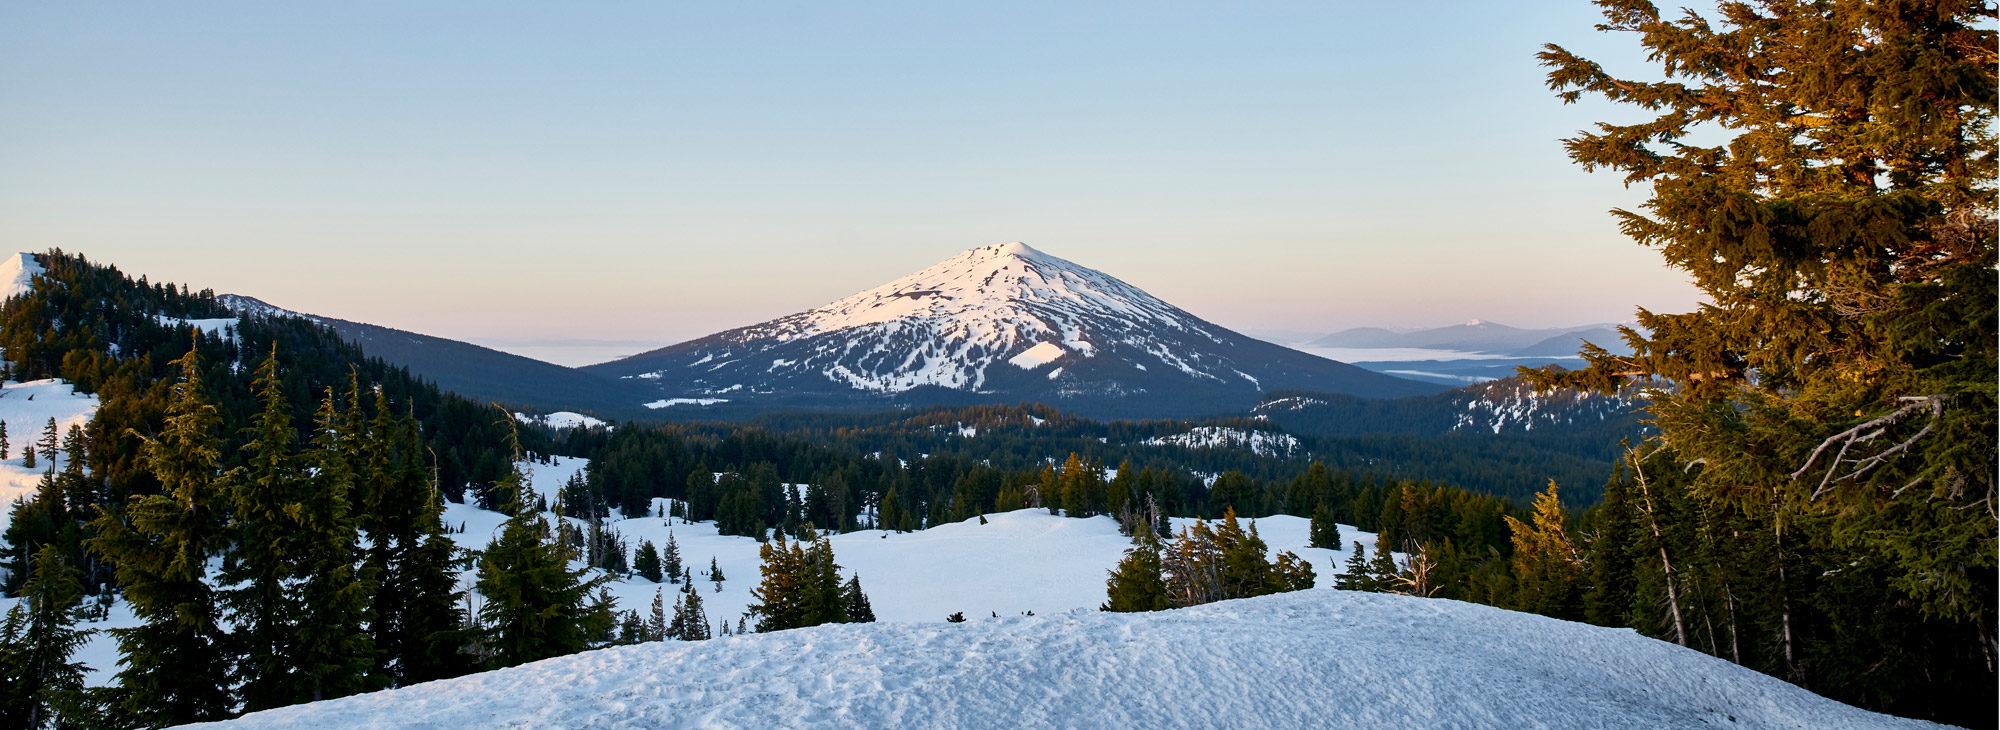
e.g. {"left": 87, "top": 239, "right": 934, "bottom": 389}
{"left": 191, "top": 589, "right": 1935, "bottom": 730}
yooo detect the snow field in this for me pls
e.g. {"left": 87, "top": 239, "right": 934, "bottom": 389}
{"left": 191, "top": 587, "right": 1941, "bottom": 730}
{"left": 450, "top": 457, "right": 1383, "bottom": 632}
{"left": 0, "top": 379, "right": 102, "bottom": 533}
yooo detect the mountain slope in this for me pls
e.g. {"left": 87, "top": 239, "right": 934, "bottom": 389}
{"left": 218, "top": 295, "right": 649, "bottom": 417}
{"left": 193, "top": 589, "right": 1937, "bottom": 730}
{"left": 587, "top": 243, "right": 1440, "bottom": 419}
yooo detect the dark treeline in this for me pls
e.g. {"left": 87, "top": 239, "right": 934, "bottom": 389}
{"left": 576, "top": 402, "right": 1621, "bottom": 506}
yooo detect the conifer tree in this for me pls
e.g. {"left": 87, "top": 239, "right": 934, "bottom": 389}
{"left": 841, "top": 575, "right": 875, "bottom": 623}
{"left": 1, "top": 420, "right": 10, "bottom": 460}
{"left": 747, "top": 535, "right": 805, "bottom": 632}
{"left": 709, "top": 557, "right": 723, "bottom": 592}
{"left": 1367, "top": 533, "right": 1401, "bottom": 594}
{"left": 222, "top": 349, "right": 314, "bottom": 711}
{"left": 672, "top": 583, "right": 710, "bottom": 641}
{"left": 662, "top": 532, "right": 683, "bottom": 583}
{"left": 1335, "top": 541, "right": 1375, "bottom": 592}
{"left": 86, "top": 346, "right": 233, "bottom": 725}
{"left": 1309, "top": 504, "right": 1341, "bottom": 550}
{"left": 1538, "top": 3, "right": 1995, "bottom": 719}
{"left": 646, "top": 589, "right": 667, "bottom": 642}
{"left": 368, "top": 403, "right": 469, "bottom": 686}
{"left": 36, "top": 418, "right": 57, "bottom": 470}
{"left": 1101, "top": 531, "right": 1170, "bottom": 613}
{"left": 23, "top": 444, "right": 35, "bottom": 471}
{"left": 0, "top": 545, "right": 93, "bottom": 729}
{"left": 1504, "top": 482, "right": 1584, "bottom": 620}
{"left": 474, "top": 421, "right": 612, "bottom": 669}
{"left": 634, "top": 540, "right": 663, "bottom": 583}
{"left": 291, "top": 386, "right": 373, "bottom": 702}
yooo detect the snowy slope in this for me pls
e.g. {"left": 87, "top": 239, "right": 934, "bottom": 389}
{"left": 587, "top": 243, "right": 1439, "bottom": 418}
{"left": 440, "top": 458, "right": 1379, "bottom": 631}
{"left": 1, "top": 252, "right": 45, "bottom": 301}
{"left": 0, "top": 379, "right": 101, "bottom": 533}
{"left": 192, "top": 588, "right": 1938, "bottom": 730}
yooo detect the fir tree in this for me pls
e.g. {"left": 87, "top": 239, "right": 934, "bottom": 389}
{"left": 369, "top": 402, "right": 470, "bottom": 686}
{"left": 221, "top": 349, "right": 313, "bottom": 711}
{"left": 1504, "top": 482, "right": 1584, "bottom": 620}
{"left": 0, "top": 545, "right": 93, "bottom": 729}
{"left": 840, "top": 575, "right": 875, "bottom": 623}
{"left": 1334, "top": 541, "right": 1374, "bottom": 592}
{"left": 634, "top": 540, "right": 663, "bottom": 583}
{"left": 672, "top": 583, "right": 710, "bottom": 641}
{"left": 291, "top": 386, "right": 374, "bottom": 702}
{"left": 1538, "top": 3, "right": 1995, "bottom": 721}
{"left": 1, "top": 420, "right": 10, "bottom": 460}
{"left": 1101, "top": 531, "right": 1170, "bottom": 613}
{"left": 662, "top": 532, "right": 683, "bottom": 583}
{"left": 85, "top": 346, "right": 233, "bottom": 725}
{"left": 709, "top": 557, "right": 723, "bottom": 593}
{"left": 646, "top": 589, "right": 667, "bottom": 642}
{"left": 36, "top": 418, "right": 56, "bottom": 466}
{"left": 474, "top": 422, "right": 612, "bottom": 669}
{"left": 22, "top": 444, "right": 34, "bottom": 471}
{"left": 1309, "top": 503, "right": 1341, "bottom": 550}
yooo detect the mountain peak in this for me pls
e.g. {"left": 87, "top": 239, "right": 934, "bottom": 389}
{"left": 589, "top": 242, "right": 1441, "bottom": 416}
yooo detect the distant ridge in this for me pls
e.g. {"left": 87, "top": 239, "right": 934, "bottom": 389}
{"left": 218, "top": 294, "right": 648, "bottom": 418}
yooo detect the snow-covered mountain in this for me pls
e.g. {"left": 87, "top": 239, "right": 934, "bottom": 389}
{"left": 587, "top": 243, "right": 1440, "bottom": 419}
{"left": 191, "top": 588, "right": 1937, "bottom": 730}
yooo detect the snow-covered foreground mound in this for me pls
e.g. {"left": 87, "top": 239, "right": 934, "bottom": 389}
{"left": 192, "top": 588, "right": 1935, "bottom": 730}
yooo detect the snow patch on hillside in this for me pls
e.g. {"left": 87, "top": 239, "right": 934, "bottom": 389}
{"left": 1145, "top": 426, "right": 1303, "bottom": 459}
{"left": 0, "top": 379, "right": 100, "bottom": 533}
{"left": 155, "top": 315, "right": 241, "bottom": 342}
{"left": 1007, "top": 341, "right": 1066, "bottom": 369}
{"left": 513, "top": 411, "right": 610, "bottom": 430}
{"left": 644, "top": 398, "right": 728, "bottom": 409}
{"left": 195, "top": 587, "right": 1937, "bottom": 730}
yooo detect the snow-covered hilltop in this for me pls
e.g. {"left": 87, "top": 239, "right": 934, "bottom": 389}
{"left": 588, "top": 243, "right": 1439, "bottom": 419}
{"left": 192, "top": 588, "right": 1938, "bottom": 730}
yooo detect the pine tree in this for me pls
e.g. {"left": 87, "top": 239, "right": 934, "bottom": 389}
{"left": 474, "top": 421, "right": 612, "bottom": 669}
{"left": 747, "top": 535, "right": 805, "bottom": 632}
{"left": 1538, "top": 4, "right": 1995, "bottom": 721}
{"left": 1309, "top": 503, "right": 1341, "bottom": 550}
{"left": 1101, "top": 531, "right": 1170, "bottom": 612}
{"left": 1504, "top": 482, "right": 1584, "bottom": 620}
{"left": 0, "top": 545, "right": 94, "bottom": 729}
{"left": 1, "top": 420, "right": 10, "bottom": 460}
{"left": 291, "top": 386, "right": 373, "bottom": 702}
{"left": 85, "top": 346, "right": 233, "bottom": 725}
{"left": 368, "top": 402, "right": 469, "bottom": 686}
{"left": 662, "top": 532, "right": 683, "bottom": 583}
{"left": 673, "top": 583, "right": 710, "bottom": 641}
{"left": 646, "top": 589, "right": 668, "bottom": 642}
{"left": 36, "top": 418, "right": 57, "bottom": 470}
{"left": 634, "top": 540, "right": 663, "bottom": 583}
{"left": 709, "top": 557, "right": 723, "bottom": 593}
{"left": 1334, "top": 541, "right": 1374, "bottom": 592}
{"left": 841, "top": 575, "right": 875, "bottom": 623}
{"left": 222, "top": 349, "right": 313, "bottom": 711}
{"left": 23, "top": 444, "right": 35, "bottom": 470}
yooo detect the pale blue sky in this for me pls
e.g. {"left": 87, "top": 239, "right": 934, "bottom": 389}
{"left": 0, "top": 2, "right": 1701, "bottom": 365}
